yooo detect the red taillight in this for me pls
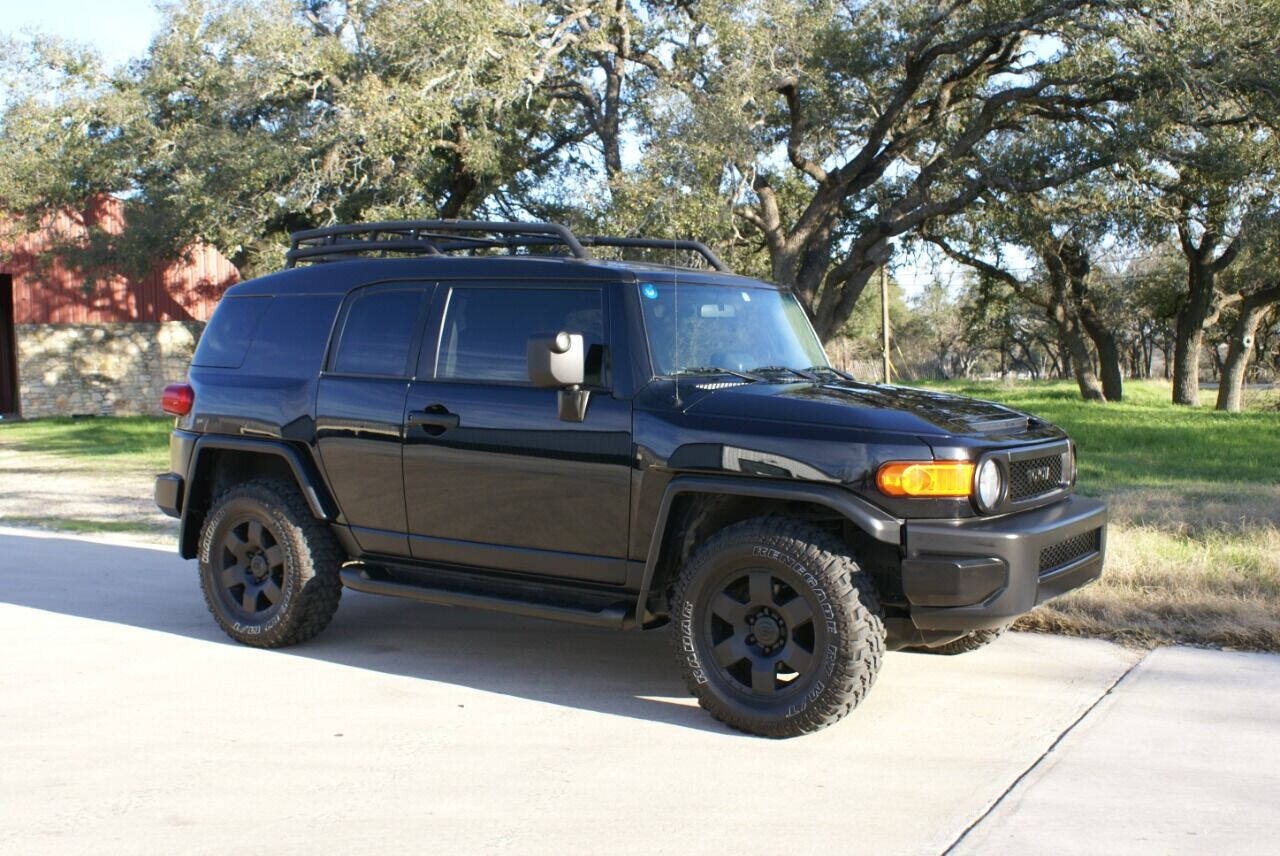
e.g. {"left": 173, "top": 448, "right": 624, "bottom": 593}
{"left": 161, "top": 383, "right": 194, "bottom": 416}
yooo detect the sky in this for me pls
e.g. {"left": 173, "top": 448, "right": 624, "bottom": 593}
{"left": 0, "top": 0, "right": 161, "bottom": 69}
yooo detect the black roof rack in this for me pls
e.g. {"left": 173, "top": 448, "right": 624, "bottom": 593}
{"left": 285, "top": 219, "right": 729, "bottom": 272}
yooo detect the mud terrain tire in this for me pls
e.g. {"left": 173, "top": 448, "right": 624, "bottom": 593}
{"left": 669, "top": 517, "right": 884, "bottom": 737}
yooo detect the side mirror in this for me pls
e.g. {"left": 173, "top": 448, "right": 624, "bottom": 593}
{"left": 527, "top": 332, "right": 585, "bottom": 388}
{"left": 527, "top": 332, "right": 590, "bottom": 422}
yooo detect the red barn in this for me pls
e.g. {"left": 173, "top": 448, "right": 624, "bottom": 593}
{"left": 0, "top": 198, "right": 239, "bottom": 417}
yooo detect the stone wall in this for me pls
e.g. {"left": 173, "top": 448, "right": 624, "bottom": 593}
{"left": 15, "top": 322, "right": 205, "bottom": 418}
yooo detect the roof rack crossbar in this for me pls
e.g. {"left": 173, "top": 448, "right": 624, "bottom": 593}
{"left": 578, "top": 236, "right": 728, "bottom": 272}
{"left": 284, "top": 218, "right": 730, "bottom": 272}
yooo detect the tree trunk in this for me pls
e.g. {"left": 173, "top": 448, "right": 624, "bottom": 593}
{"left": 1172, "top": 265, "right": 1217, "bottom": 406}
{"left": 1050, "top": 303, "right": 1104, "bottom": 401}
{"left": 1171, "top": 318, "right": 1204, "bottom": 405}
{"left": 1080, "top": 317, "right": 1123, "bottom": 401}
{"left": 1216, "top": 284, "right": 1280, "bottom": 412}
{"left": 1063, "top": 242, "right": 1121, "bottom": 401}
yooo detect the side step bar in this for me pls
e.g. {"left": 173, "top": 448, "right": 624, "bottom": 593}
{"left": 339, "top": 566, "right": 632, "bottom": 630}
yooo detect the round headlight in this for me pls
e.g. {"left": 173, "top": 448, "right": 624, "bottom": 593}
{"left": 976, "top": 458, "right": 1003, "bottom": 511}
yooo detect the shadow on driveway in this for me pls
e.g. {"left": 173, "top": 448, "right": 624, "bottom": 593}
{"left": 0, "top": 529, "right": 729, "bottom": 734}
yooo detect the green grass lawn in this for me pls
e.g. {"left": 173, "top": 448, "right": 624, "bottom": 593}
{"left": 0, "top": 415, "right": 171, "bottom": 470}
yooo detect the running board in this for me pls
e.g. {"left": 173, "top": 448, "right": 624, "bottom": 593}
{"left": 339, "top": 566, "right": 632, "bottom": 630}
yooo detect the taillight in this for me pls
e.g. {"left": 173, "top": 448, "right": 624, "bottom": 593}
{"left": 161, "top": 383, "right": 195, "bottom": 416}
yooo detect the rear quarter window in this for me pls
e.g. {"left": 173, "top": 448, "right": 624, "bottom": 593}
{"left": 241, "top": 294, "right": 343, "bottom": 376}
{"left": 192, "top": 296, "right": 273, "bottom": 368}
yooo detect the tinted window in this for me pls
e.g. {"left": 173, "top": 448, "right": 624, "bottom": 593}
{"left": 193, "top": 296, "right": 272, "bottom": 368}
{"left": 242, "top": 294, "right": 342, "bottom": 376}
{"left": 436, "top": 287, "right": 605, "bottom": 384}
{"left": 331, "top": 288, "right": 426, "bottom": 377}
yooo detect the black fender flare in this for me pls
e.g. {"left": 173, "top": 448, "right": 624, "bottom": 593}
{"left": 633, "top": 475, "right": 902, "bottom": 622}
{"left": 179, "top": 436, "right": 339, "bottom": 558}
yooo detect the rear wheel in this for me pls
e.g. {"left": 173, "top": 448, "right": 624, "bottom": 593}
{"left": 670, "top": 517, "right": 884, "bottom": 738}
{"left": 198, "top": 479, "right": 343, "bottom": 648}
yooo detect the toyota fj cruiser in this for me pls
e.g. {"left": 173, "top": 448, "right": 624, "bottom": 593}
{"left": 155, "top": 220, "right": 1106, "bottom": 737}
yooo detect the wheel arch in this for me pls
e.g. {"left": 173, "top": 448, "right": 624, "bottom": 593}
{"left": 635, "top": 475, "right": 901, "bottom": 625}
{"left": 179, "top": 436, "right": 339, "bottom": 559}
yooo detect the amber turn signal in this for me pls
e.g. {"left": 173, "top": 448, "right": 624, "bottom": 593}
{"left": 876, "top": 460, "right": 975, "bottom": 497}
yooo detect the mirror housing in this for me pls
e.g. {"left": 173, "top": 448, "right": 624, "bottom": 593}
{"left": 527, "top": 332, "right": 585, "bottom": 388}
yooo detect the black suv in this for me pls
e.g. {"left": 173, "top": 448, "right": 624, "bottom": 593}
{"left": 155, "top": 220, "right": 1106, "bottom": 737}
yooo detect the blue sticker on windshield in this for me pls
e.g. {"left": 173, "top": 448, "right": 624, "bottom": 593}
{"left": 641, "top": 283, "right": 659, "bottom": 300}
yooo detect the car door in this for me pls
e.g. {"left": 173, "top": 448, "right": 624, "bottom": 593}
{"left": 402, "top": 281, "right": 632, "bottom": 584}
{"left": 315, "top": 281, "right": 433, "bottom": 557}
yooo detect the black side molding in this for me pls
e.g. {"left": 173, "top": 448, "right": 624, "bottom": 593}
{"left": 340, "top": 566, "right": 630, "bottom": 629}
{"left": 186, "top": 435, "right": 338, "bottom": 521}
{"left": 634, "top": 475, "right": 902, "bottom": 624}
{"left": 178, "top": 435, "right": 340, "bottom": 558}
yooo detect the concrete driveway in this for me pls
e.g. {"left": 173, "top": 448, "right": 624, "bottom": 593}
{"left": 1, "top": 527, "right": 1277, "bottom": 855}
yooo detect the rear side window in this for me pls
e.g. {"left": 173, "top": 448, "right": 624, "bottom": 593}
{"left": 193, "top": 296, "right": 272, "bottom": 368}
{"left": 241, "top": 294, "right": 342, "bottom": 376}
{"left": 330, "top": 287, "right": 427, "bottom": 377}
{"left": 435, "top": 287, "right": 605, "bottom": 385}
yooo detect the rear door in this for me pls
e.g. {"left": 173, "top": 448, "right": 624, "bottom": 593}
{"left": 401, "top": 281, "right": 632, "bottom": 584}
{"left": 315, "top": 281, "right": 433, "bottom": 557}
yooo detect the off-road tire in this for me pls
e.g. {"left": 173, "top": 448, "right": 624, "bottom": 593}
{"left": 669, "top": 517, "right": 885, "bottom": 738}
{"left": 198, "top": 478, "right": 343, "bottom": 648}
{"left": 908, "top": 624, "right": 1010, "bottom": 655}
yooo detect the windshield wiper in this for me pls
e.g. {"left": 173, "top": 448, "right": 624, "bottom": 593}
{"left": 748, "top": 365, "right": 819, "bottom": 380}
{"left": 801, "top": 365, "right": 854, "bottom": 381}
{"left": 673, "top": 366, "right": 763, "bottom": 382}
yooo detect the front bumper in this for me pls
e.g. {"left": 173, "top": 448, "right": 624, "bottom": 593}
{"left": 901, "top": 494, "right": 1107, "bottom": 633}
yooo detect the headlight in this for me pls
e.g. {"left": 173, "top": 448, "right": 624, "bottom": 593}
{"left": 1063, "top": 444, "right": 1077, "bottom": 485}
{"left": 975, "top": 458, "right": 1003, "bottom": 511}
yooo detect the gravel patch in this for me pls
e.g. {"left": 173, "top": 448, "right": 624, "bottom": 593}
{"left": 0, "top": 445, "right": 176, "bottom": 545}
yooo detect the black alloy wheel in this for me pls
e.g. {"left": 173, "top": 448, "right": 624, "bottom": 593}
{"left": 703, "top": 569, "right": 822, "bottom": 698}
{"left": 670, "top": 517, "right": 885, "bottom": 738}
{"left": 214, "top": 516, "right": 287, "bottom": 620}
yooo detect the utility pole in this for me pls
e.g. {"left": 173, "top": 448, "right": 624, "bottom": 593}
{"left": 880, "top": 264, "right": 891, "bottom": 384}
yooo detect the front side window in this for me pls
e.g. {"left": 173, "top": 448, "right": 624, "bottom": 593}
{"left": 436, "top": 287, "right": 605, "bottom": 385}
{"left": 331, "top": 287, "right": 426, "bottom": 377}
{"left": 638, "top": 283, "right": 828, "bottom": 376}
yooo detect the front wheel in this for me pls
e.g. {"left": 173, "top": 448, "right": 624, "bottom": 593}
{"left": 669, "top": 518, "right": 885, "bottom": 738}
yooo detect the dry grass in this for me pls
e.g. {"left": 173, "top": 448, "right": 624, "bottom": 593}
{"left": 1016, "top": 519, "right": 1280, "bottom": 651}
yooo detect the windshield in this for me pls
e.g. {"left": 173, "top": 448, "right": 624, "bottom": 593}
{"left": 638, "top": 282, "right": 829, "bottom": 376}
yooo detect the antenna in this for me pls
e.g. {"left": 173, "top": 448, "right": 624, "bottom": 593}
{"left": 671, "top": 237, "right": 682, "bottom": 407}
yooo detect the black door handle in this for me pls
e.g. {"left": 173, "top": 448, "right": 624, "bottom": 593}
{"left": 408, "top": 406, "right": 460, "bottom": 435}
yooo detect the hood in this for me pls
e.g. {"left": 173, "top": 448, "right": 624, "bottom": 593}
{"left": 683, "top": 380, "right": 1057, "bottom": 440}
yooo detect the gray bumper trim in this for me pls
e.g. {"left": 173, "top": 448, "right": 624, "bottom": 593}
{"left": 903, "top": 494, "right": 1107, "bottom": 632}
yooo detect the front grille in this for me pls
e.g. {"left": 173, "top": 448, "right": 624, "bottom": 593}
{"left": 1010, "top": 453, "right": 1064, "bottom": 501}
{"left": 1039, "top": 528, "right": 1101, "bottom": 574}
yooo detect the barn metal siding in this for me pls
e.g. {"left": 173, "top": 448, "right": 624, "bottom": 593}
{"left": 2, "top": 198, "right": 239, "bottom": 324}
